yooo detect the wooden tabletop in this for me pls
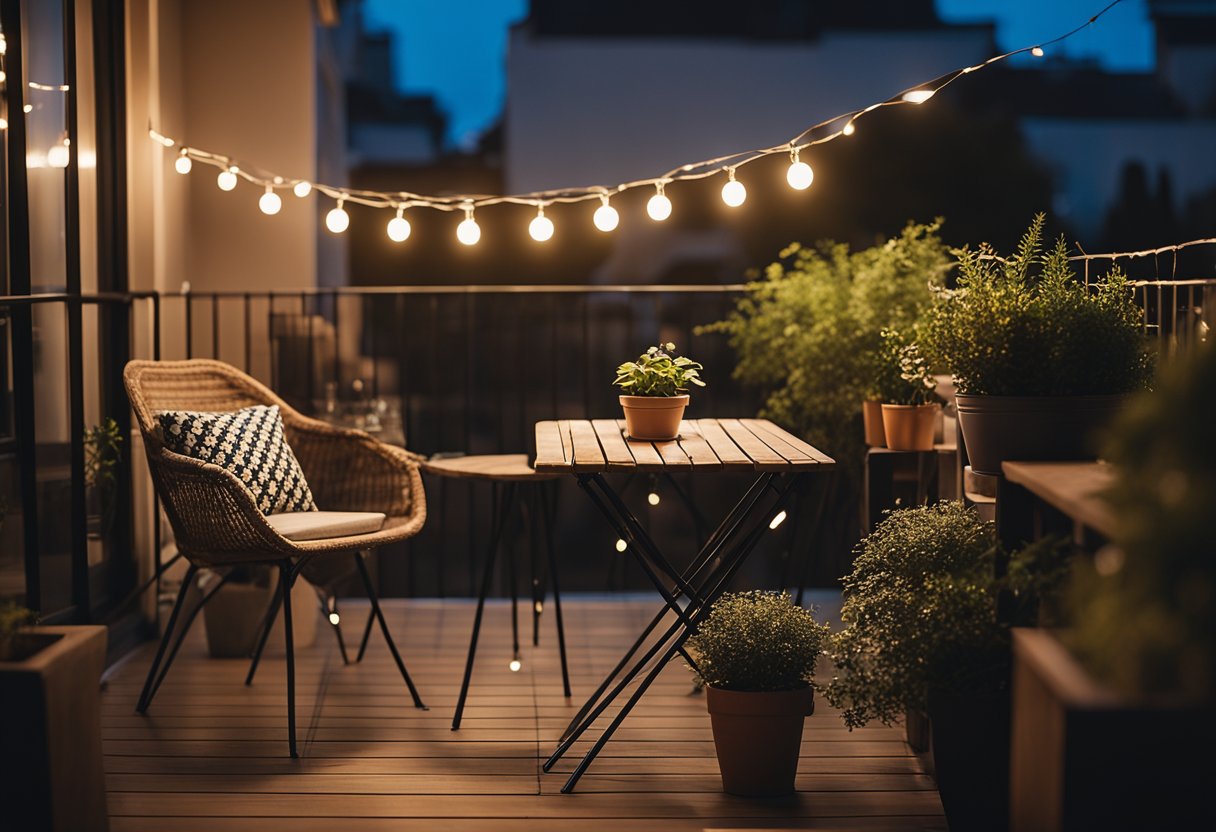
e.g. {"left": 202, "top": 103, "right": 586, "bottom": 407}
{"left": 534, "top": 418, "right": 834, "bottom": 474}
{"left": 421, "top": 453, "right": 562, "bottom": 483}
{"left": 1001, "top": 461, "right": 1117, "bottom": 538}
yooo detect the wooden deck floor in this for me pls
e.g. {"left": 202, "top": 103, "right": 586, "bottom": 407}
{"left": 101, "top": 596, "right": 946, "bottom": 831}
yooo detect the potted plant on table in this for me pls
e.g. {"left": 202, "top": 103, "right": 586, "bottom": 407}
{"left": 876, "top": 329, "right": 940, "bottom": 452}
{"left": 920, "top": 214, "right": 1153, "bottom": 475}
{"left": 687, "top": 590, "right": 830, "bottom": 796}
{"left": 613, "top": 342, "right": 705, "bottom": 441}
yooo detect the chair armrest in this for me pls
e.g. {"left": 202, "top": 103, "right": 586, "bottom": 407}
{"left": 151, "top": 448, "right": 298, "bottom": 563}
{"left": 284, "top": 416, "right": 427, "bottom": 520}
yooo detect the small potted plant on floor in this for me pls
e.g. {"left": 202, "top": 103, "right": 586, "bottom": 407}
{"left": 84, "top": 417, "right": 123, "bottom": 539}
{"left": 877, "top": 329, "right": 940, "bottom": 451}
{"left": 920, "top": 214, "right": 1153, "bottom": 474}
{"left": 687, "top": 590, "right": 829, "bottom": 796}
{"left": 614, "top": 342, "right": 705, "bottom": 441}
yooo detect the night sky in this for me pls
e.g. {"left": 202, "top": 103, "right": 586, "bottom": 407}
{"left": 362, "top": 0, "right": 1155, "bottom": 146}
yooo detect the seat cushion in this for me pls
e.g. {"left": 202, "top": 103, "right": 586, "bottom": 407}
{"left": 157, "top": 404, "right": 317, "bottom": 514}
{"left": 266, "top": 510, "right": 386, "bottom": 541}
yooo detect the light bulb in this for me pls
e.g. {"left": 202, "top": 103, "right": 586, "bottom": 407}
{"left": 328, "top": 612, "right": 340, "bottom": 626}
{"left": 1031, "top": 46, "right": 1045, "bottom": 58}
{"left": 647, "top": 492, "right": 661, "bottom": 506}
{"left": 456, "top": 206, "right": 480, "bottom": 246}
{"left": 293, "top": 180, "right": 312, "bottom": 198}
{"left": 259, "top": 187, "right": 282, "bottom": 215}
{"left": 174, "top": 153, "right": 192, "bottom": 174}
{"left": 0, "top": 71, "right": 7, "bottom": 83}
{"left": 786, "top": 150, "right": 814, "bottom": 190}
{"left": 508, "top": 659, "right": 522, "bottom": 672}
{"left": 721, "top": 171, "right": 746, "bottom": 207}
{"left": 217, "top": 167, "right": 238, "bottom": 191}
{"left": 0, "top": 35, "right": 7, "bottom": 55}
{"left": 0, "top": 118, "right": 7, "bottom": 130}
{"left": 47, "top": 142, "right": 69, "bottom": 168}
{"left": 593, "top": 196, "right": 619, "bottom": 232}
{"left": 325, "top": 200, "right": 349, "bottom": 234}
{"left": 534, "top": 601, "right": 543, "bottom": 614}
{"left": 769, "top": 510, "right": 788, "bottom": 530}
{"left": 387, "top": 208, "right": 411, "bottom": 242}
{"left": 902, "top": 89, "right": 935, "bottom": 104}
{"left": 842, "top": 121, "right": 856, "bottom": 137}
{"left": 615, "top": 538, "right": 627, "bottom": 553}
{"left": 22, "top": 104, "right": 32, "bottom": 114}
{"left": 529, "top": 205, "right": 554, "bottom": 242}
{"left": 647, "top": 184, "right": 672, "bottom": 221}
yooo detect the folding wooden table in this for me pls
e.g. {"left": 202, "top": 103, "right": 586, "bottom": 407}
{"left": 533, "top": 417, "right": 835, "bottom": 792}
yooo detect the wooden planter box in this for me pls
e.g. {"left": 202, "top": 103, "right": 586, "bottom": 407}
{"left": 1011, "top": 629, "right": 1216, "bottom": 831}
{"left": 0, "top": 625, "right": 109, "bottom": 832}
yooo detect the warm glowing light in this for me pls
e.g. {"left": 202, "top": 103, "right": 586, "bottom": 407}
{"left": 174, "top": 152, "right": 192, "bottom": 174}
{"left": 534, "top": 601, "right": 543, "bottom": 614}
{"left": 647, "top": 183, "right": 672, "bottom": 221}
{"left": 721, "top": 170, "right": 746, "bottom": 207}
{"left": 293, "top": 180, "right": 312, "bottom": 198}
{"left": 842, "top": 121, "right": 856, "bottom": 136}
{"left": 508, "top": 659, "right": 522, "bottom": 672}
{"left": 328, "top": 612, "right": 341, "bottom": 626}
{"left": 325, "top": 199, "right": 350, "bottom": 234}
{"left": 593, "top": 196, "right": 619, "bottom": 232}
{"left": 47, "top": 142, "right": 69, "bottom": 168}
{"left": 529, "top": 205, "right": 554, "bottom": 242}
{"left": 647, "top": 491, "right": 661, "bottom": 506}
{"left": 456, "top": 205, "right": 481, "bottom": 246}
{"left": 1031, "top": 46, "right": 1045, "bottom": 57}
{"left": 0, "top": 71, "right": 7, "bottom": 84}
{"left": 769, "top": 510, "right": 788, "bottom": 530}
{"left": 259, "top": 187, "right": 282, "bottom": 215}
{"left": 217, "top": 167, "right": 238, "bottom": 191}
{"left": 0, "top": 118, "right": 8, "bottom": 131}
{"left": 902, "top": 89, "right": 935, "bottom": 104}
{"left": 0, "top": 35, "right": 7, "bottom": 55}
{"left": 387, "top": 207, "right": 411, "bottom": 243}
{"left": 22, "top": 104, "right": 32, "bottom": 114}
{"left": 615, "top": 538, "right": 627, "bottom": 553}
{"left": 786, "top": 150, "right": 814, "bottom": 190}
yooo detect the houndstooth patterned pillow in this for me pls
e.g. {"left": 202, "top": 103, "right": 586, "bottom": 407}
{"left": 157, "top": 405, "right": 317, "bottom": 515}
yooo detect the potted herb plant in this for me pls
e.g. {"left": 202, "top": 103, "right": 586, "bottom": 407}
{"left": 824, "top": 502, "right": 1069, "bottom": 831}
{"left": 83, "top": 417, "right": 123, "bottom": 539}
{"left": 687, "top": 590, "right": 829, "bottom": 796}
{"left": 876, "top": 329, "right": 940, "bottom": 451}
{"left": 920, "top": 214, "right": 1153, "bottom": 475}
{"left": 1010, "top": 345, "right": 1216, "bottom": 832}
{"left": 613, "top": 342, "right": 705, "bottom": 441}
{"left": 0, "top": 601, "right": 109, "bottom": 831}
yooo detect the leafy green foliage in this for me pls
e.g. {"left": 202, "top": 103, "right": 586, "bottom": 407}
{"left": 613, "top": 342, "right": 705, "bottom": 397}
{"left": 0, "top": 600, "right": 37, "bottom": 661}
{"left": 84, "top": 417, "right": 123, "bottom": 491}
{"left": 920, "top": 214, "right": 1154, "bottom": 396}
{"left": 822, "top": 502, "right": 1072, "bottom": 728}
{"left": 688, "top": 591, "right": 830, "bottom": 692}
{"left": 1068, "top": 345, "right": 1216, "bottom": 700}
{"left": 876, "top": 329, "right": 938, "bottom": 406}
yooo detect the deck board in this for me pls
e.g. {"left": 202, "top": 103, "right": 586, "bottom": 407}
{"left": 102, "top": 597, "right": 943, "bottom": 830}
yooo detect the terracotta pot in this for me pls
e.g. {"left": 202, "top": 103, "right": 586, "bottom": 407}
{"left": 881, "top": 403, "right": 937, "bottom": 451}
{"left": 955, "top": 394, "right": 1127, "bottom": 476}
{"left": 619, "top": 394, "right": 688, "bottom": 441}
{"left": 706, "top": 685, "right": 815, "bottom": 796}
{"left": 862, "top": 400, "right": 886, "bottom": 447}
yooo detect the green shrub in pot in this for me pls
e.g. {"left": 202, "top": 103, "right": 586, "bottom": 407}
{"left": 877, "top": 329, "right": 941, "bottom": 451}
{"left": 687, "top": 590, "right": 829, "bottom": 796}
{"left": 919, "top": 214, "right": 1153, "bottom": 474}
{"left": 613, "top": 342, "right": 705, "bottom": 441}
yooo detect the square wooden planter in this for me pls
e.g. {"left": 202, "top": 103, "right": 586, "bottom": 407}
{"left": 0, "top": 625, "right": 109, "bottom": 832}
{"left": 1011, "top": 628, "right": 1215, "bottom": 831}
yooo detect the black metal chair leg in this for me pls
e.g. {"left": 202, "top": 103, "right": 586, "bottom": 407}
{"left": 146, "top": 568, "right": 237, "bottom": 702}
{"left": 245, "top": 580, "right": 284, "bottom": 686}
{"left": 506, "top": 498, "right": 521, "bottom": 664}
{"left": 136, "top": 563, "right": 198, "bottom": 713}
{"left": 356, "top": 606, "right": 374, "bottom": 662}
{"left": 354, "top": 552, "right": 427, "bottom": 710}
{"left": 280, "top": 560, "right": 299, "bottom": 758}
{"left": 527, "top": 488, "right": 542, "bottom": 648}
{"left": 541, "top": 485, "right": 572, "bottom": 698}
{"left": 326, "top": 594, "right": 351, "bottom": 665}
{"left": 452, "top": 482, "right": 512, "bottom": 729}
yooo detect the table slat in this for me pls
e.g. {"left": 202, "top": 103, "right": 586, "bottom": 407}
{"left": 654, "top": 439, "right": 692, "bottom": 468}
{"left": 745, "top": 418, "right": 835, "bottom": 465}
{"left": 616, "top": 419, "right": 666, "bottom": 469}
{"left": 591, "top": 420, "right": 637, "bottom": 470}
{"left": 534, "top": 421, "right": 569, "bottom": 471}
{"left": 739, "top": 419, "right": 815, "bottom": 463}
{"left": 691, "top": 420, "right": 753, "bottom": 469}
{"left": 717, "top": 419, "right": 788, "bottom": 469}
{"left": 676, "top": 421, "right": 723, "bottom": 468}
{"left": 569, "top": 420, "right": 607, "bottom": 472}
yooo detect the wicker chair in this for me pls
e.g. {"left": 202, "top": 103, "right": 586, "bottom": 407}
{"left": 124, "top": 358, "right": 428, "bottom": 756}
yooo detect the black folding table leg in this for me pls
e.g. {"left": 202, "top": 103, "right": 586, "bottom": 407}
{"left": 136, "top": 563, "right": 198, "bottom": 713}
{"left": 506, "top": 495, "right": 521, "bottom": 666}
{"left": 452, "top": 482, "right": 512, "bottom": 729}
{"left": 280, "top": 559, "right": 299, "bottom": 758}
{"left": 355, "top": 552, "right": 427, "bottom": 710}
{"left": 527, "top": 487, "right": 542, "bottom": 648}
{"left": 541, "top": 485, "right": 571, "bottom": 698}
{"left": 245, "top": 580, "right": 284, "bottom": 686}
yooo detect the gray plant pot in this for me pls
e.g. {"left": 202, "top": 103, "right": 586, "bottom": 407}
{"left": 0, "top": 625, "right": 109, "bottom": 832}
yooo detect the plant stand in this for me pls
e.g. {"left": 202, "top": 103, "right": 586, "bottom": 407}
{"left": 0, "top": 625, "right": 109, "bottom": 832}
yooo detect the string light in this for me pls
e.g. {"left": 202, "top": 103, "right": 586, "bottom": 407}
{"left": 647, "top": 182, "right": 672, "bottom": 221}
{"left": 258, "top": 185, "right": 282, "bottom": 215}
{"left": 0, "top": 119, "right": 7, "bottom": 131}
{"left": 594, "top": 195, "right": 619, "bottom": 232}
{"left": 509, "top": 658, "right": 522, "bottom": 672}
{"left": 174, "top": 150, "right": 192, "bottom": 174}
{"left": 325, "top": 198, "right": 349, "bottom": 233}
{"left": 647, "top": 491, "right": 661, "bottom": 506}
{"left": 387, "top": 206, "right": 411, "bottom": 242}
{"left": 615, "top": 538, "right": 627, "bottom": 553}
{"left": 217, "top": 167, "right": 238, "bottom": 191}
{"left": 721, "top": 168, "right": 746, "bottom": 207}
{"left": 769, "top": 510, "right": 788, "bottom": 530}
{"left": 456, "top": 204, "right": 481, "bottom": 246}
{"left": 786, "top": 148, "right": 813, "bottom": 190}
{"left": 47, "top": 139, "right": 70, "bottom": 169}
{"left": 529, "top": 203, "right": 554, "bottom": 242}
{"left": 0, "top": 35, "right": 6, "bottom": 55}
{"left": 142, "top": 1, "right": 1128, "bottom": 244}
{"left": 328, "top": 612, "right": 340, "bottom": 625}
